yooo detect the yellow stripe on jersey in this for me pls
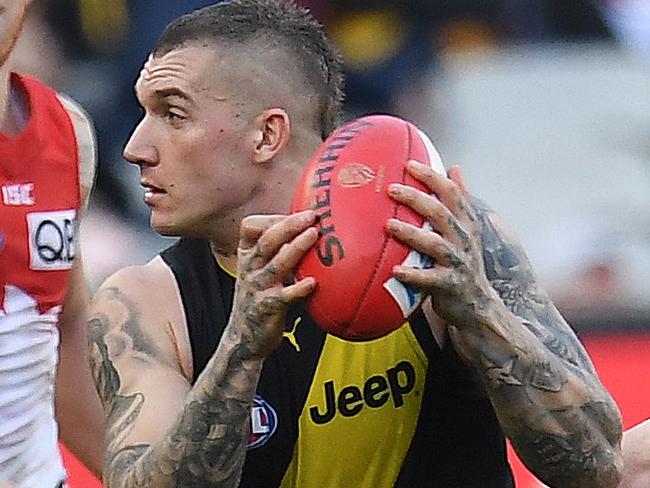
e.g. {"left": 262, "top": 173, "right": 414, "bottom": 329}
{"left": 280, "top": 322, "right": 427, "bottom": 488}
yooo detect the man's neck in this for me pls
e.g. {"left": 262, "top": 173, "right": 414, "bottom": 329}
{"left": 210, "top": 243, "right": 237, "bottom": 277}
{"left": 203, "top": 146, "right": 318, "bottom": 279}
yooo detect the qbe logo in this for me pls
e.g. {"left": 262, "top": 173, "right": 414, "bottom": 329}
{"left": 27, "top": 209, "right": 77, "bottom": 271}
{"left": 247, "top": 395, "right": 278, "bottom": 450}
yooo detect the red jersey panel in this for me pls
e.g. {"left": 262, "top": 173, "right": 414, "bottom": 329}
{"left": 0, "top": 73, "right": 80, "bottom": 314}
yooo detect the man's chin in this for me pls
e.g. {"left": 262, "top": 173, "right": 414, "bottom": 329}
{"left": 150, "top": 218, "right": 182, "bottom": 238}
{"left": 155, "top": 228, "right": 182, "bottom": 237}
{"left": 150, "top": 213, "right": 210, "bottom": 239}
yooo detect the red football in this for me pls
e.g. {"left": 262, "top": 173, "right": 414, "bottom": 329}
{"left": 291, "top": 115, "right": 446, "bottom": 340}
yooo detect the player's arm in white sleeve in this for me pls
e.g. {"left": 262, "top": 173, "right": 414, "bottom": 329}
{"left": 54, "top": 94, "right": 104, "bottom": 477}
{"left": 620, "top": 419, "right": 650, "bottom": 488}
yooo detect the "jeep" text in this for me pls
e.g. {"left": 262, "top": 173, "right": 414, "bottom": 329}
{"left": 309, "top": 360, "right": 416, "bottom": 424}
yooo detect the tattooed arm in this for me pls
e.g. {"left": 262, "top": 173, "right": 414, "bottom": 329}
{"left": 89, "top": 211, "right": 318, "bottom": 487}
{"left": 387, "top": 163, "right": 623, "bottom": 488}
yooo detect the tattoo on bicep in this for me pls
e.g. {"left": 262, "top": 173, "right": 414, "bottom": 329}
{"left": 88, "top": 315, "right": 121, "bottom": 406}
{"left": 88, "top": 286, "right": 170, "bottom": 479}
{"left": 105, "top": 392, "right": 146, "bottom": 456}
{"left": 106, "top": 444, "right": 152, "bottom": 487}
{"left": 88, "top": 287, "right": 162, "bottom": 405}
{"left": 93, "top": 287, "right": 162, "bottom": 358}
{"left": 92, "top": 285, "right": 263, "bottom": 486}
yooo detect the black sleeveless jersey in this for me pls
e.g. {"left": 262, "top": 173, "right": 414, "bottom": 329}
{"left": 161, "top": 239, "right": 515, "bottom": 488}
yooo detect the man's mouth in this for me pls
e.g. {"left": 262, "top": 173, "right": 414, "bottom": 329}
{"left": 141, "top": 180, "right": 166, "bottom": 194}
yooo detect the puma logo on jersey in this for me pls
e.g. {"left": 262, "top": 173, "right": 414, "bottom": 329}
{"left": 309, "top": 360, "right": 416, "bottom": 424}
{"left": 27, "top": 209, "right": 77, "bottom": 270}
{"left": 2, "top": 183, "right": 34, "bottom": 206}
{"left": 282, "top": 316, "right": 302, "bottom": 352}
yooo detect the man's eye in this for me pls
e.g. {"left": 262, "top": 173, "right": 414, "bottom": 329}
{"left": 164, "top": 109, "right": 187, "bottom": 124}
{"left": 165, "top": 110, "right": 185, "bottom": 122}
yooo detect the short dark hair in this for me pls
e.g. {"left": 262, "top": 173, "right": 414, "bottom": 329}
{"left": 154, "top": 0, "right": 344, "bottom": 139}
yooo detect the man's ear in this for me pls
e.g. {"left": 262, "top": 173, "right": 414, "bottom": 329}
{"left": 252, "top": 109, "right": 291, "bottom": 164}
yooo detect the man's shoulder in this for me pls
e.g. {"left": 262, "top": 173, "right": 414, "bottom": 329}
{"left": 93, "top": 256, "right": 181, "bottom": 323}
{"left": 99, "top": 256, "right": 176, "bottom": 294}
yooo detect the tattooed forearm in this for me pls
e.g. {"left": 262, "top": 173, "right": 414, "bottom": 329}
{"left": 450, "top": 313, "right": 622, "bottom": 487}
{"left": 89, "top": 286, "right": 263, "bottom": 488}
{"left": 470, "top": 196, "right": 599, "bottom": 374}
{"left": 447, "top": 198, "right": 623, "bottom": 487}
{"left": 509, "top": 402, "right": 622, "bottom": 488}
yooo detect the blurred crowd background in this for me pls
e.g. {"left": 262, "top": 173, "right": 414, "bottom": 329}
{"left": 10, "top": 0, "right": 650, "bottom": 331}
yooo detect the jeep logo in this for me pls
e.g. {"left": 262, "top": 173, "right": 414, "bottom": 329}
{"left": 309, "top": 360, "right": 416, "bottom": 425}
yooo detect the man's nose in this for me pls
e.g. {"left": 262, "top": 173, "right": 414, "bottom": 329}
{"left": 123, "top": 120, "right": 159, "bottom": 167}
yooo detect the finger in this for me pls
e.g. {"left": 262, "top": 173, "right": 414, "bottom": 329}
{"left": 252, "top": 227, "right": 318, "bottom": 288}
{"left": 280, "top": 277, "right": 317, "bottom": 303}
{"left": 388, "top": 184, "right": 470, "bottom": 246}
{"left": 254, "top": 210, "right": 316, "bottom": 263}
{"left": 264, "top": 226, "right": 319, "bottom": 281}
{"left": 391, "top": 265, "right": 452, "bottom": 292}
{"left": 405, "top": 160, "right": 475, "bottom": 223}
{"left": 405, "top": 160, "right": 456, "bottom": 198}
{"left": 386, "top": 219, "right": 460, "bottom": 267}
{"left": 240, "top": 214, "right": 290, "bottom": 250}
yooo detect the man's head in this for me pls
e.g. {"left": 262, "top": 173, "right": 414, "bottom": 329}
{"left": 124, "top": 0, "right": 344, "bottom": 248}
{"left": 154, "top": 0, "right": 343, "bottom": 140}
{"left": 0, "top": 0, "right": 31, "bottom": 66}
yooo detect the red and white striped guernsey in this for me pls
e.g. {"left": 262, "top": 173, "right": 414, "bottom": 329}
{"left": 0, "top": 72, "right": 81, "bottom": 488}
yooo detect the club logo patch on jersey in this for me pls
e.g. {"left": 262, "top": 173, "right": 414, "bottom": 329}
{"left": 248, "top": 395, "right": 278, "bottom": 450}
{"left": 27, "top": 209, "right": 77, "bottom": 271}
{"left": 2, "top": 183, "right": 35, "bottom": 206}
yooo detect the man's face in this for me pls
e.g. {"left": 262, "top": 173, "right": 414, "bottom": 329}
{"left": 125, "top": 44, "right": 262, "bottom": 239}
{"left": 0, "top": 1, "right": 30, "bottom": 66}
